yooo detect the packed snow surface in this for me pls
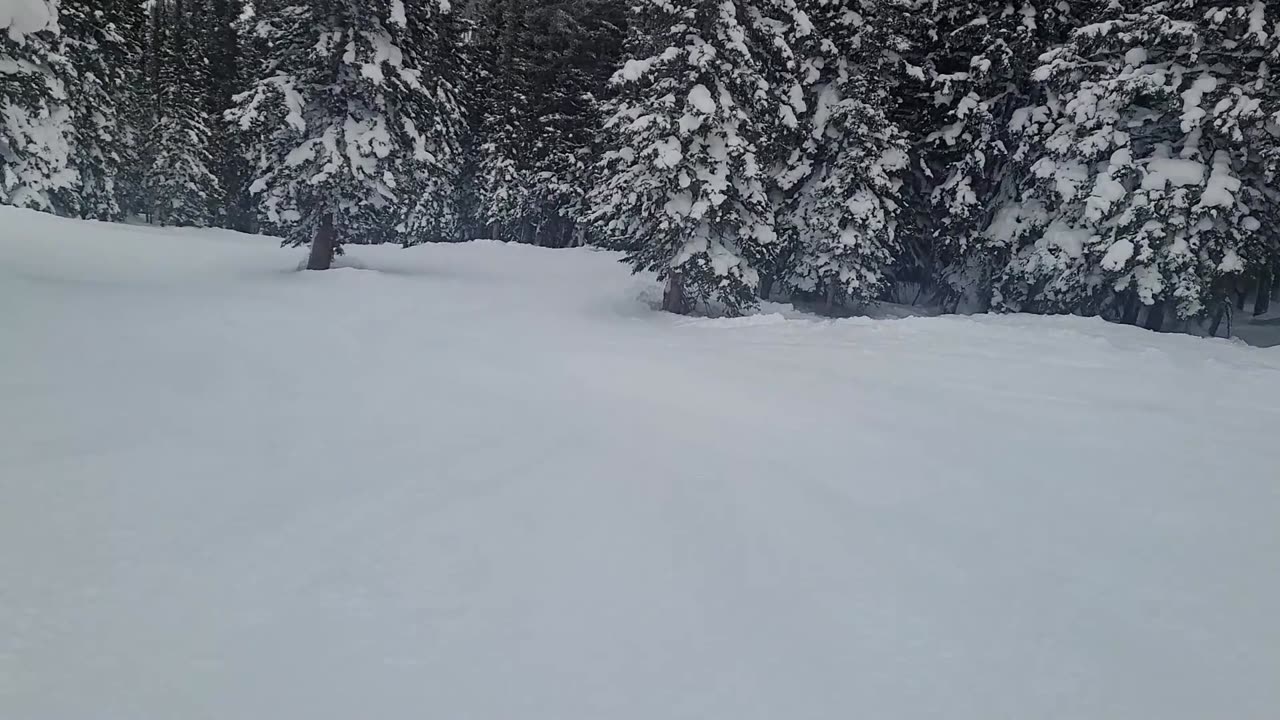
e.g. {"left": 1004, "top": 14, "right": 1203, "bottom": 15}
{"left": 2, "top": 207, "right": 1279, "bottom": 720}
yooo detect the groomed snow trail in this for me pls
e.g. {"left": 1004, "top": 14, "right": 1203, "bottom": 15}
{"left": 2, "top": 208, "right": 1278, "bottom": 720}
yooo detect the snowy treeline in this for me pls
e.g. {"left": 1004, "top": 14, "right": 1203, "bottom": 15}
{"left": 3, "top": 0, "right": 1280, "bottom": 329}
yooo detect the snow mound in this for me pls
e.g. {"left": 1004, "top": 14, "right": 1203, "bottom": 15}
{"left": 2, "top": 207, "right": 1279, "bottom": 720}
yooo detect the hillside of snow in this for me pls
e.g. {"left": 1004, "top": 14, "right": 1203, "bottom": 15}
{"left": 2, "top": 207, "right": 1278, "bottom": 720}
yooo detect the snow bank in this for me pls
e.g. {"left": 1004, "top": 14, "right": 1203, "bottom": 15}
{"left": 1, "top": 207, "right": 1278, "bottom": 720}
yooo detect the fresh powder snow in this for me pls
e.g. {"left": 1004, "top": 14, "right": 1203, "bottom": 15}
{"left": 1, "top": 207, "right": 1279, "bottom": 720}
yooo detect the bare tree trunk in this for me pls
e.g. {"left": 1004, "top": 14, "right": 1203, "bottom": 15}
{"left": 1254, "top": 265, "right": 1272, "bottom": 316}
{"left": 758, "top": 274, "right": 774, "bottom": 301}
{"left": 1120, "top": 291, "right": 1141, "bottom": 326}
{"left": 824, "top": 281, "right": 838, "bottom": 316}
{"left": 1208, "top": 302, "right": 1226, "bottom": 338}
{"left": 306, "top": 213, "right": 337, "bottom": 271}
{"left": 557, "top": 219, "right": 570, "bottom": 249}
{"left": 662, "top": 272, "right": 688, "bottom": 315}
{"left": 1144, "top": 299, "right": 1166, "bottom": 332}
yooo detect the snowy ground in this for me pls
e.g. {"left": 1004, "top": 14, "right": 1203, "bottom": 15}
{"left": 2, "top": 207, "right": 1279, "bottom": 720}
{"left": 1236, "top": 309, "right": 1280, "bottom": 348}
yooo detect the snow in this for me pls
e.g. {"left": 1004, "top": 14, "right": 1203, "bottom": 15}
{"left": 617, "top": 57, "right": 654, "bottom": 83}
{"left": 1180, "top": 74, "right": 1218, "bottom": 131}
{"left": 1219, "top": 248, "right": 1245, "bottom": 273}
{"left": 1198, "top": 151, "right": 1241, "bottom": 209}
{"left": 1248, "top": 1, "right": 1267, "bottom": 41}
{"left": 0, "top": 0, "right": 55, "bottom": 42}
{"left": 232, "top": 76, "right": 307, "bottom": 133}
{"left": 664, "top": 189, "right": 693, "bottom": 218}
{"left": 687, "top": 83, "right": 716, "bottom": 114}
{"left": 677, "top": 111, "right": 702, "bottom": 134}
{"left": 1141, "top": 157, "right": 1207, "bottom": 191}
{"left": 3, "top": 207, "right": 1280, "bottom": 720}
{"left": 810, "top": 83, "right": 838, "bottom": 139}
{"left": 1041, "top": 219, "right": 1092, "bottom": 258}
{"left": 1100, "top": 237, "right": 1134, "bottom": 271}
{"left": 652, "top": 135, "right": 682, "bottom": 168}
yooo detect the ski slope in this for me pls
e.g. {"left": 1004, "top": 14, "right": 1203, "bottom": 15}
{"left": 2, "top": 207, "right": 1278, "bottom": 720}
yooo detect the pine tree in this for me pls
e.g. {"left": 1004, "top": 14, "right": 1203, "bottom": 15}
{"left": 53, "top": 0, "right": 146, "bottom": 220}
{"left": 778, "top": 0, "right": 913, "bottom": 313}
{"left": 588, "top": 0, "right": 809, "bottom": 314}
{"left": 914, "top": 0, "right": 1093, "bottom": 308}
{"left": 470, "top": 0, "right": 531, "bottom": 242}
{"left": 1, "top": 0, "right": 76, "bottom": 211}
{"left": 452, "top": 11, "right": 488, "bottom": 241}
{"left": 467, "top": 0, "right": 625, "bottom": 246}
{"left": 142, "top": 0, "right": 220, "bottom": 226}
{"left": 992, "top": 1, "right": 1280, "bottom": 326}
{"left": 204, "top": 0, "right": 254, "bottom": 230}
{"left": 518, "top": 0, "right": 626, "bottom": 247}
{"left": 229, "top": 0, "right": 466, "bottom": 269}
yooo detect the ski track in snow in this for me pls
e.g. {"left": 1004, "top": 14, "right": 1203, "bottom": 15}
{"left": 1, "top": 208, "right": 1278, "bottom": 719}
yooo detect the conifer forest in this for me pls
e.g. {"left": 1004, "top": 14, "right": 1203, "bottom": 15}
{"left": 5, "top": 0, "right": 1280, "bottom": 327}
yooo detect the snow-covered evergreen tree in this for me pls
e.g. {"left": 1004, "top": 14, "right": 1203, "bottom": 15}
{"left": 229, "top": 0, "right": 465, "bottom": 268}
{"left": 589, "top": 0, "right": 809, "bottom": 314}
{"left": 53, "top": 0, "right": 145, "bottom": 220}
{"left": 466, "top": 0, "right": 624, "bottom": 246}
{"left": 778, "top": 0, "right": 913, "bottom": 311}
{"left": 1, "top": 0, "right": 75, "bottom": 211}
{"left": 467, "top": 0, "right": 529, "bottom": 241}
{"left": 914, "top": 0, "right": 1093, "bottom": 306}
{"left": 204, "top": 0, "right": 254, "bottom": 231}
{"left": 991, "top": 1, "right": 1280, "bottom": 325}
{"left": 141, "top": 0, "right": 219, "bottom": 226}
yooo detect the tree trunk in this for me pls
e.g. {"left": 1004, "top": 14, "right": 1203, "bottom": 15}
{"left": 662, "top": 272, "right": 688, "bottom": 315}
{"left": 1208, "top": 302, "right": 1226, "bottom": 338}
{"left": 1120, "top": 291, "right": 1141, "bottom": 326}
{"left": 1144, "top": 300, "right": 1166, "bottom": 332}
{"left": 306, "top": 213, "right": 337, "bottom": 271}
{"left": 758, "top": 274, "right": 774, "bottom": 302}
{"left": 1254, "top": 265, "right": 1272, "bottom": 316}
{"left": 557, "top": 219, "right": 570, "bottom": 249}
{"left": 824, "top": 281, "right": 838, "bottom": 316}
